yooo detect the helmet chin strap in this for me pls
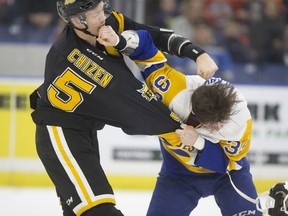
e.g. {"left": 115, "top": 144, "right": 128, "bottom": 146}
{"left": 72, "top": 23, "right": 97, "bottom": 37}
{"left": 70, "top": 14, "right": 97, "bottom": 37}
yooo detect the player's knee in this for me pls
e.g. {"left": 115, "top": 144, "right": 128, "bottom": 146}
{"left": 82, "top": 203, "right": 124, "bottom": 216}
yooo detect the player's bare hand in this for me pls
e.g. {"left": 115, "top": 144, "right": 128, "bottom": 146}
{"left": 175, "top": 123, "right": 199, "bottom": 146}
{"left": 97, "top": 25, "right": 119, "bottom": 47}
{"left": 196, "top": 53, "right": 218, "bottom": 79}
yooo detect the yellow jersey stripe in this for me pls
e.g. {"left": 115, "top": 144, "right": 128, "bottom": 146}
{"left": 161, "top": 141, "right": 215, "bottom": 173}
{"left": 134, "top": 50, "right": 166, "bottom": 65}
{"left": 48, "top": 126, "right": 92, "bottom": 204}
{"left": 220, "top": 119, "right": 252, "bottom": 163}
{"left": 76, "top": 197, "right": 116, "bottom": 216}
{"left": 112, "top": 11, "right": 125, "bottom": 33}
{"left": 103, "top": 11, "right": 124, "bottom": 56}
{"left": 159, "top": 131, "right": 181, "bottom": 146}
{"left": 48, "top": 126, "right": 117, "bottom": 214}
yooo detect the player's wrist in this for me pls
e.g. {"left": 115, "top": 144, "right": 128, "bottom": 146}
{"left": 114, "top": 34, "right": 126, "bottom": 50}
{"left": 180, "top": 43, "right": 206, "bottom": 62}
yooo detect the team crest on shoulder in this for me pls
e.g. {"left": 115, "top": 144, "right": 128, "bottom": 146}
{"left": 137, "top": 84, "right": 157, "bottom": 101}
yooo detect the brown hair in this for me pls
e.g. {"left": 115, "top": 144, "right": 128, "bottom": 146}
{"left": 191, "top": 83, "right": 241, "bottom": 125}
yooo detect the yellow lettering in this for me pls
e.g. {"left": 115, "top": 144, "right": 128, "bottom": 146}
{"left": 183, "top": 145, "right": 194, "bottom": 152}
{"left": 74, "top": 54, "right": 88, "bottom": 69}
{"left": 81, "top": 58, "right": 92, "bottom": 72}
{"left": 99, "top": 73, "right": 113, "bottom": 88}
{"left": 93, "top": 68, "right": 105, "bottom": 82}
{"left": 85, "top": 62, "right": 98, "bottom": 77}
{"left": 67, "top": 49, "right": 81, "bottom": 63}
{"left": 66, "top": 49, "right": 113, "bottom": 88}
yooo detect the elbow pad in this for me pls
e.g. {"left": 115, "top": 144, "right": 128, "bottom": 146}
{"left": 168, "top": 34, "right": 206, "bottom": 61}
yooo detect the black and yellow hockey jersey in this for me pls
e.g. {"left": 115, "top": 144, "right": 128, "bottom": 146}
{"left": 30, "top": 12, "right": 181, "bottom": 137}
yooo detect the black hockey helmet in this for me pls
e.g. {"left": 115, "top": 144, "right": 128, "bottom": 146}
{"left": 57, "top": 0, "right": 111, "bottom": 22}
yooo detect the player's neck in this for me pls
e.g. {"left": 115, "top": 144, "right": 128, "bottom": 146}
{"left": 75, "top": 29, "right": 97, "bottom": 46}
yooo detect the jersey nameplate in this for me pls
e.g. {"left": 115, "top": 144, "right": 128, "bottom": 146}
{"left": 67, "top": 48, "right": 113, "bottom": 88}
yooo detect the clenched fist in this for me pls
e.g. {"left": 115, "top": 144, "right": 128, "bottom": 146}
{"left": 97, "top": 25, "right": 119, "bottom": 47}
{"left": 196, "top": 53, "right": 218, "bottom": 79}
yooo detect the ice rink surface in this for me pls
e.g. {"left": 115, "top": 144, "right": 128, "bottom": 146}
{"left": 0, "top": 187, "right": 222, "bottom": 216}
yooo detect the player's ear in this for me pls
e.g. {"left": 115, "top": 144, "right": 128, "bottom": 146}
{"left": 70, "top": 16, "right": 82, "bottom": 27}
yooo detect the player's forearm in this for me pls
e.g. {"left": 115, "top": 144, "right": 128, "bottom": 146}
{"left": 111, "top": 12, "right": 217, "bottom": 79}
{"left": 115, "top": 29, "right": 167, "bottom": 68}
{"left": 176, "top": 124, "right": 230, "bottom": 173}
{"left": 120, "top": 13, "right": 206, "bottom": 61}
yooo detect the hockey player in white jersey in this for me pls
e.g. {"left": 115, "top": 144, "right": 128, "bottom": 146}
{"left": 100, "top": 25, "right": 288, "bottom": 216}
{"left": 110, "top": 29, "right": 259, "bottom": 216}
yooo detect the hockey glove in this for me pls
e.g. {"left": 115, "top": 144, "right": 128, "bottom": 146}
{"left": 268, "top": 182, "right": 288, "bottom": 216}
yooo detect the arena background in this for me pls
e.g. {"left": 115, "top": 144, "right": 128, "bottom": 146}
{"left": 0, "top": 0, "right": 288, "bottom": 197}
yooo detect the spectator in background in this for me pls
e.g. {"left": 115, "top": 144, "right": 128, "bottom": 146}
{"left": 151, "top": 0, "right": 180, "bottom": 29}
{"left": 169, "top": 21, "right": 235, "bottom": 81}
{"left": 0, "top": 0, "right": 14, "bottom": 25}
{"left": 204, "top": 0, "right": 234, "bottom": 30}
{"left": 285, "top": 0, "right": 288, "bottom": 22}
{"left": 285, "top": 25, "right": 288, "bottom": 66}
{"left": 248, "top": 0, "right": 286, "bottom": 64}
{"left": 169, "top": 0, "right": 206, "bottom": 41}
{"left": 221, "top": 20, "right": 253, "bottom": 63}
{"left": 0, "top": 0, "right": 16, "bottom": 41}
{"left": 12, "top": 0, "right": 59, "bottom": 43}
{"left": 260, "top": 0, "right": 286, "bottom": 64}
{"left": 143, "top": 0, "right": 287, "bottom": 86}
{"left": 163, "top": 0, "right": 235, "bottom": 81}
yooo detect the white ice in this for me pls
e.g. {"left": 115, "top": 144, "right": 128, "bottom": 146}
{"left": 0, "top": 187, "right": 221, "bottom": 216}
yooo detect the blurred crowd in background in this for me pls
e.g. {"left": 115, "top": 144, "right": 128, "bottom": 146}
{"left": 145, "top": 0, "right": 288, "bottom": 81}
{"left": 0, "top": 0, "right": 287, "bottom": 83}
{"left": 0, "top": 0, "right": 62, "bottom": 43}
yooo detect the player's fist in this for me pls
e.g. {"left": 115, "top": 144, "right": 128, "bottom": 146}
{"left": 196, "top": 53, "right": 218, "bottom": 79}
{"left": 176, "top": 123, "right": 198, "bottom": 146}
{"left": 97, "top": 25, "right": 119, "bottom": 47}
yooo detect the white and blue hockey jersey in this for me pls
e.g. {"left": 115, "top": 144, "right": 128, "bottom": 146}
{"left": 128, "top": 30, "right": 252, "bottom": 175}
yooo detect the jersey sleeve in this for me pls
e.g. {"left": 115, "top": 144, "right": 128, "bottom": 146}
{"left": 126, "top": 30, "right": 252, "bottom": 174}
{"left": 106, "top": 11, "right": 205, "bottom": 61}
{"left": 125, "top": 30, "right": 206, "bottom": 170}
{"left": 128, "top": 30, "right": 187, "bottom": 109}
{"left": 219, "top": 107, "right": 253, "bottom": 171}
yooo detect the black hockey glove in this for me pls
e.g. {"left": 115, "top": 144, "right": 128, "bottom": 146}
{"left": 268, "top": 182, "right": 288, "bottom": 216}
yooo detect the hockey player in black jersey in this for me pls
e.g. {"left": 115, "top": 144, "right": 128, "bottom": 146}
{"left": 29, "top": 0, "right": 218, "bottom": 216}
